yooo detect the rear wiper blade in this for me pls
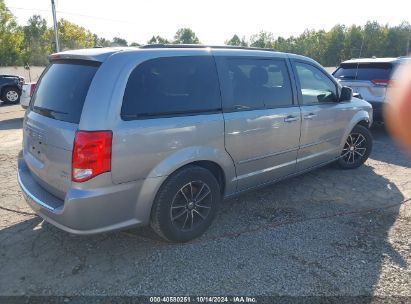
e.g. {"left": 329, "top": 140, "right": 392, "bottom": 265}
{"left": 33, "top": 106, "right": 68, "bottom": 118}
{"left": 337, "top": 75, "right": 356, "bottom": 80}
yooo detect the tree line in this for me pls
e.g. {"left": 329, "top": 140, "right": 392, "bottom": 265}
{"left": 1, "top": 0, "right": 410, "bottom": 67}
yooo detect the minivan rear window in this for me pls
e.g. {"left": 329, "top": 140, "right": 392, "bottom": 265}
{"left": 121, "top": 56, "right": 221, "bottom": 119}
{"left": 333, "top": 62, "right": 393, "bottom": 81}
{"left": 31, "top": 60, "right": 100, "bottom": 124}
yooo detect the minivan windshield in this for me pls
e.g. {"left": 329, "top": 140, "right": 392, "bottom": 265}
{"left": 333, "top": 62, "right": 393, "bottom": 81}
{"left": 31, "top": 60, "right": 100, "bottom": 123}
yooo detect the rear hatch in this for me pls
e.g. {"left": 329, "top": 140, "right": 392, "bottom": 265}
{"left": 23, "top": 60, "right": 100, "bottom": 199}
{"left": 333, "top": 62, "right": 394, "bottom": 102}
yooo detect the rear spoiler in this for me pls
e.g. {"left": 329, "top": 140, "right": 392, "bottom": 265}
{"left": 48, "top": 48, "right": 124, "bottom": 63}
{"left": 48, "top": 53, "right": 103, "bottom": 62}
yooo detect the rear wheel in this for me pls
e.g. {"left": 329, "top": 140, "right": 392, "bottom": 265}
{"left": 337, "top": 125, "right": 372, "bottom": 169}
{"left": 1, "top": 87, "right": 20, "bottom": 104}
{"left": 150, "top": 166, "right": 220, "bottom": 242}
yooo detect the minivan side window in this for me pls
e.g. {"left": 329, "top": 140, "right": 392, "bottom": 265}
{"left": 121, "top": 56, "right": 221, "bottom": 119}
{"left": 295, "top": 62, "right": 338, "bottom": 105}
{"left": 218, "top": 58, "right": 293, "bottom": 111}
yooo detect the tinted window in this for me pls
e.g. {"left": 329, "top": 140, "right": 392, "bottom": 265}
{"left": 295, "top": 62, "right": 337, "bottom": 104}
{"left": 219, "top": 58, "right": 293, "bottom": 111}
{"left": 333, "top": 63, "right": 393, "bottom": 81}
{"left": 121, "top": 56, "right": 221, "bottom": 119}
{"left": 31, "top": 61, "right": 99, "bottom": 124}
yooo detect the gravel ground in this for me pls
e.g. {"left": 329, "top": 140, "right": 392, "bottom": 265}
{"left": 0, "top": 104, "right": 410, "bottom": 297}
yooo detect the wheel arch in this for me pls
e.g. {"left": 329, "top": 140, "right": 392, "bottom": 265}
{"left": 356, "top": 119, "right": 371, "bottom": 129}
{"left": 339, "top": 110, "right": 372, "bottom": 151}
{"left": 133, "top": 146, "right": 237, "bottom": 225}
{"left": 1, "top": 84, "right": 21, "bottom": 95}
{"left": 176, "top": 160, "right": 226, "bottom": 196}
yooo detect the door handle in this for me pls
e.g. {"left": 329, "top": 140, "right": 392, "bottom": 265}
{"left": 304, "top": 113, "right": 317, "bottom": 120}
{"left": 284, "top": 115, "right": 298, "bottom": 123}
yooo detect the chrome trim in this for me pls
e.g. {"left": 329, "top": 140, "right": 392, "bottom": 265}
{"left": 296, "top": 147, "right": 339, "bottom": 163}
{"left": 235, "top": 159, "right": 296, "bottom": 181}
{"left": 299, "top": 136, "right": 340, "bottom": 149}
{"left": 17, "top": 171, "right": 57, "bottom": 211}
{"left": 238, "top": 146, "right": 299, "bottom": 164}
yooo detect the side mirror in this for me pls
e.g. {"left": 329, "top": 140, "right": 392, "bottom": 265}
{"left": 353, "top": 92, "right": 363, "bottom": 99}
{"left": 339, "top": 86, "right": 353, "bottom": 102}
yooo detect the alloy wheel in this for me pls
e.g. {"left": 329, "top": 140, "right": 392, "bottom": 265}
{"left": 170, "top": 181, "right": 212, "bottom": 231}
{"left": 341, "top": 133, "right": 367, "bottom": 164}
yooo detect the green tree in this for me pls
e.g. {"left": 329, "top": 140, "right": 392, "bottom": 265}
{"left": 112, "top": 37, "right": 128, "bottom": 46}
{"left": 272, "top": 36, "right": 290, "bottom": 52}
{"left": 130, "top": 42, "right": 141, "bottom": 47}
{"left": 323, "top": 24, "right": 346, "bottom": 66}
{"left": 22, "top": 15, "right": 50, "bottom": 65}
{"left": 173, "top": 28, "right": 200, "bottom": 44}
{"left": 225, "top": 34, "right": 241, "bottom": 46}
{"left": 250, "top": 31, "right": 274, "bottom": 48}
{"left": 95, "top": 36, "right": 111, "bottom": 47}
{"left": 58, "top": 19, "right": 95, "bottom": 51}
{"left": 2, "top": 0, "right": 411, "bottom": 69}
{"left": 147, "top": 35, "right": 170, "bottom": 44}
{"left": 225, "top": 34, "right": 248, "bottom": 47}
{"left": 384, "top": 22, "right": 411, "bottom": 57}
{"left": 343, "top": 25, "right": 363, "bottom": 60}
{"left": 0, "top": 0, "right": 24, "bottom": 65}
{"left": 361, "top": 21, "right": 387, "bottom": 58}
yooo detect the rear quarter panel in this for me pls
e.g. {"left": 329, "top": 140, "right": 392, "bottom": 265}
{"left": 111, "top": 114, "right": 235, "bottom": 190}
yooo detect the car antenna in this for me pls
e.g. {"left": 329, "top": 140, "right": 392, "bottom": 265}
{"left": 355, "top": 33, "right": 365, "bottom": 80}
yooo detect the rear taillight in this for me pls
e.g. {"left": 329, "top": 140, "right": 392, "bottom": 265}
{"left": 29, "top": 83, "right": 36, "bottom": 97}
{"left": 371, "top": 79, "right": 389, "bottom": 86}
{"left": 72, "top": 131, "right": 112, "bottom": 182}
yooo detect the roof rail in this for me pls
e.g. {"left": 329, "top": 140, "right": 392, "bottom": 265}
{"left": 139, "top": 44, "right": 277, "bottom": 52}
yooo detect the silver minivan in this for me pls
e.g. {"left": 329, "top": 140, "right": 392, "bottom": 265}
{"left": 18, "top": 45, "right": 373, "bottom": 242}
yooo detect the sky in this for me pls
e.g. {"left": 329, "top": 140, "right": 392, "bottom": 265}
{"left": 5, "top": 0, "right": 411, "bottom": 45}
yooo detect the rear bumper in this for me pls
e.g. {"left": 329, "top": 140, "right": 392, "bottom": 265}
{"left": 18, "top": 157, "right": 147, "bottom": 234}
{"left": 369, "top": 101, "right": 384, "bottom": 122}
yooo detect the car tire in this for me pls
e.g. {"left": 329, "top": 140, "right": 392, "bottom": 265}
{"left": 150, "top": 165, "right": 221, "bottom": 242}
{"left": 1, "top": 87, "right": 21, "bottom": 104}
{"left": 337, "top": 125, "right": 373, "bottom": 169}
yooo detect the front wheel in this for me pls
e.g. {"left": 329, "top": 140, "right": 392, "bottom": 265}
{"left": 150, "top": 166, "right": 221, "bottom": 242}
{"left": 337, "top": 125, "right": 373, "bottom": 169}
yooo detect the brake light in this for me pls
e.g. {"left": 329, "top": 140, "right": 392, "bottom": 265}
{"left": 371, "top": 79, "right": 389, "bottom": 86}
{"left": 29, "top": 83, "right": 36, "bottom": 97}
{"left": 72, "top": 131, "right": 112, "bottom": 182}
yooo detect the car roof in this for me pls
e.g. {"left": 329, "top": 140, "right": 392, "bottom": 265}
{"left": 49, "top": 45, "right": 315, "bottom": 64}
{"left": 340, "top": 57, "right": 403, "bottom": 65}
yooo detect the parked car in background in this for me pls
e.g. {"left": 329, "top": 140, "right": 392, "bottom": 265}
{"left": 332, "top": 57, "right": 409, "bottom": 122}
{"left": 20, "top": 83, "right": 36, "bottom": 109}
{"left": 0, "top": 74, "right": 24, "bottom": 104}
{"left": 18, "top": 46, "right": 373, "bottom": 242}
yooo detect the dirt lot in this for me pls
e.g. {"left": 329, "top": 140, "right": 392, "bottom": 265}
{"left": 0, "top": 104, "right": 410, "bottom": 297}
